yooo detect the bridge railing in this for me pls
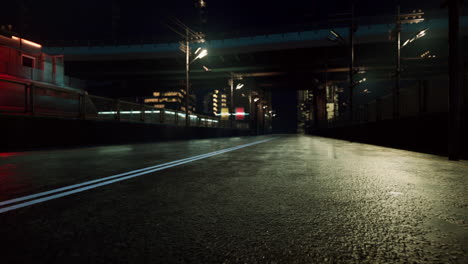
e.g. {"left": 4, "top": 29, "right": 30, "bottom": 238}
{"left": 322, "top": 79, "right": 455, "bottom": 129}
{"left": 0, "top": 77, "right": 249, "bottom": 130}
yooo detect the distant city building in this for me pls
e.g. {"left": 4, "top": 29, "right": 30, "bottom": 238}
{"left": 144, "top": 88, "right": 196, "bottom": 113}
{"left": 0, "top": 31, "right": 88, "bottom": 114}
{"left": 203, "top": 89, "right": 227, "bottom": 116}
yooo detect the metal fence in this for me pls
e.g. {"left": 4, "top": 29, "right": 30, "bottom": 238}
{"left": 0, "top": 78, "right": 249, "bottom": 130}
{"left": 325, "top": 79, "right": 452, "bottom": 128}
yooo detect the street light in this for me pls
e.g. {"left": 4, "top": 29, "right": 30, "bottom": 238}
{"left": 185, "top": 45, "right": 208, "bottom": 126}
{"left": 236, "top": 83, "right": 244, "bottom": 90}
{"left": 193, "top": 48, "right": 208, "bottom": 61}
{"left": 328, "top": 29, "right": 346, "bottom": 43}
{"left": 327, "top": 5, "right": 356, "bottom": 123}
{"left": 229, "top": 73, "right": 245, "bottom": 127}
{"left": 401, "top": 28, "right": 428, "bottom": 47}
{"left": 394, "top": 7, "right": 425, "bottom": 119}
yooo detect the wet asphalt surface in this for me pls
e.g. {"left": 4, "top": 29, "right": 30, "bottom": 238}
{"left": 0, "top": 135, "right": 467, "bottom": 263}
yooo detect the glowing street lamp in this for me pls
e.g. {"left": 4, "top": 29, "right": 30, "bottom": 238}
{"left": 394, "top": 7, "right": 425, "bottom": 118}
{"left": 236, "top": 83, "right": 244, "bottom": 90}
{"left": 401, "top": 28, "right": 428, "bottom": 48}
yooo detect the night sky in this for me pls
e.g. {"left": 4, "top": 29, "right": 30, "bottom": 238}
{"left": 0, "top": 0, "right": 451, "bottom": 43}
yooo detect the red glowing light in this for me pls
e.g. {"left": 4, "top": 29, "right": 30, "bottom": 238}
{"left": 235, "top": 107, "right": 245, "bottom": 120}
{"left": 0, "top": 152, "right": 22, "bottom": 158}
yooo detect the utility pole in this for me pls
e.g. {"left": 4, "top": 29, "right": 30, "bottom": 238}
{"left": 394, "top": 5, "right": 402, "bottom": 119}
{"left": 185, "top": 28, "right": 190, "bottom": 127}
{"left": 349, "top": 4, "right": 355, "bottom": 123}
{"left": 166, "top": 17, "right": 206, "bottom": 127}
{"left": 230, "top": 74, "right": 234, "bottom": 128}
{"left": 443, "top": 0, "right": 464, "bottom": 160}
{"left": 249, "top": 87, "right": 253, "bottom": 131}
{"left": 394, "top": 7, "right": 425, "bottom": 119}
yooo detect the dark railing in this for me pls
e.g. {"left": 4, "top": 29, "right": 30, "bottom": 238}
{"left": 0, "top": 78, "right": 250, "bottom": 130}
{"left": 324, "top": 80, "right": 450, "bottom": 128}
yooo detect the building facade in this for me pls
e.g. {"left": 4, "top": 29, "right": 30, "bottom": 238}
{"left": 203, "top": 89, "right": 227, "bottom": 116}
{"left": 144, "top": 88, "right": 196, "bottom": 113}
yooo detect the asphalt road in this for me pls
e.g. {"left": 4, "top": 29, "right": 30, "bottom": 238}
{"left": 0, "top": 135, "right": 467, "bottom": 263}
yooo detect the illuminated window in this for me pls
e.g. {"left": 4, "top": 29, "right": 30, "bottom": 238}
{"left": 145, "top": 98, "right": 160, "bottom": 103}
{"left": 221, "top": 94, "right": 227, "bottom": 98}
{"left": 153, "top": 92, "right": 160, "bottom": 97}
{"left": 154, "top": 104, "right": 165, "bottom": 109}
{"left": 163, "top": 92, "right": 182, "bottom": 97}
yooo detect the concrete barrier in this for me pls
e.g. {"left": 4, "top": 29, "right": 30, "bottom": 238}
{"left": 310, "top": 113, "right": 468, "bottom": 159}
{"left": 0, "top": 114, "right": 251, "bottom": 151}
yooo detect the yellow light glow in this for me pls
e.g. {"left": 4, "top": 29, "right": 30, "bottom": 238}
{"left": 12, "top": 36, "right": 42, "bottom": 48}
{"left": 163, "top": 92, "right": 181, "bottom": 97}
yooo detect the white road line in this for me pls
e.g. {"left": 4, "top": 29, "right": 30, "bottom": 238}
{"left": 0, "top": 140, "right": 267, "bottom": 207}
{"left": 0, "top": 138, "right": 275, "bottom": 214}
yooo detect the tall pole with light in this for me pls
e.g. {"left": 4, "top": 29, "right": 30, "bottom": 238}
{"left": 230, "top": 74, "right": 234, "bottom": 127}
{"left": 228, "top": 73, "right": 244, "bottom": 127}
{"left": 185, "top": 29, "right": 190, "bottom": 127}
{"left": 184, "top": 41, "right": 207, "bottom": 127}
{"left": 394, "top": 7, "right": 425, "bottom": 119}
{"left": 327, "top": 4, "right": 357, "bottom": 123}
{"left": 349, "top": 4, "right": 355, "bottom": 123}
{"left": 165, "top": 17, "right": 207, "bottom": 127}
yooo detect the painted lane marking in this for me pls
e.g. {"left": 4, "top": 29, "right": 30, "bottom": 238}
{"left": 0, "top": 138, "right": 275, "bottom": 214}
{"left": 0, "top": 138, "right": 272, "bottom": 207}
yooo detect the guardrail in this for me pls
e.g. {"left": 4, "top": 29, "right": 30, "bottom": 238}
{"left": 322, "top": 79, "right": 455, "bottom": 129}
{"left": 0, "top": 77, "right": 249, "bottom": 130}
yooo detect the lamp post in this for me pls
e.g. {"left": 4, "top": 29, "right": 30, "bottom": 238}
{"left": 327, "top": 4, "right": 356, "bottom": 123}
{"left": 229, "top": 73, "right": 244, "bottom": 128}
{"left": 349, "top": 5, "right": 355, "bottom": 123}
{"left": 394, "top": 7, "right": 425, "bottom": 119}
{"left": 183, "top": 39, "right": 207, "bottom": 127}
{"left": 185, "top": 29, "right": 190, "bottom": 127}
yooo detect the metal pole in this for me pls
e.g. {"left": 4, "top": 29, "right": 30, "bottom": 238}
{"left": 312, "top": 86, "right": 319, "bottom": 128}
{"left": 230, "top": 74, "right": 234, "bottom": 128}
{"left": 249, "top": 87, "right": 252, "bottom": 131}
{"left": 185, "top": 29, "right": 190, "bottom": 127}
{"left": 448, "top": 0, "right": 463, "bottom": 160}
{"left": 349, "top": 4, "right": 355, "bottom": 123}
{"left": 394, "top": 5, "right": 401, "bottom": 119}
{"left": 262, "top": 106, "right": 266, "bottom": 134}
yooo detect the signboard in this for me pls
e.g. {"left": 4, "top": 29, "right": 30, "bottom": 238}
{"left": 235, "top": 107, "right": 245, "bottom": 120}
{"left": 221, "top": 107, "right": 230, "bottom": 120}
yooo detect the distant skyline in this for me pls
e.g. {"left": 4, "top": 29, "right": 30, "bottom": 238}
{"left": 1, "top": 0, "right": 460, "bottom": 43}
